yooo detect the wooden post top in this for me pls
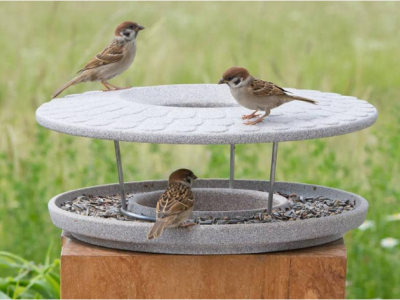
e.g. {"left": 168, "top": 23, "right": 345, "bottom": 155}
{"left": 61, "top": 232, "right": 346, "bottom": 258}
{"left": 61, "top": 232, "right": 346, "bottom": 299}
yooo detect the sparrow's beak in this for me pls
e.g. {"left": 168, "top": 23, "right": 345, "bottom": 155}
{"left": 218, "top": 78, "right": 227, "bottom": 85}
{"left": 137, "top": 25, "right": 145, "bottom": 31}
{"left": 193, "top": 175, "right": 198, "bottom": 180}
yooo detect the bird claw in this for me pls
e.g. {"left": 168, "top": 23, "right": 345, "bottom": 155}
{"left": 244, "top": 119, "right": 264, "bottom": 125}
{"left": 242, "top": 114, "right": 260, "bottom": 120}
{"left": 102, "top": 87, "right": 131, "bottom": 92}
{"left": 179, "top": 222, "right": 197, "bottom": 231}
{"left": 113, "top": 86, "right": 132, "bottom": 90}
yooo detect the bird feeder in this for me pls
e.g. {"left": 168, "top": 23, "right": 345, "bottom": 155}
{"left": 36, "top": 84, "right": 377, "bottom": 254}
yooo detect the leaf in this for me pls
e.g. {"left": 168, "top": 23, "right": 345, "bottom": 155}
{"left": 0, "top": 251, "right": 60, "bottom": 299}
{"left": 0, "top": 291, "right": 10, "bottom": 299}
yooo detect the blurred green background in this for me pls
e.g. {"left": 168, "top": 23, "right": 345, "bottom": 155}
{"left": 0, "top": 1, "right": 399, "bottom": 298}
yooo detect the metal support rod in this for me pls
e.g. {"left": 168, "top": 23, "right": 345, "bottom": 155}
{"left": 114, "top": 141, "right": 127, "bottom": 211}
{"left": 267, "top": 142, "right": 279, "bottom": 215}
{"left": 114, "top": 140, "right": 155, "bottom": 222}
{"left": 229, "top": 144, "right": 235, "bottom": 189}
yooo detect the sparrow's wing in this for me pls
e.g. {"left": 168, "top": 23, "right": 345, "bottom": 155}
{"left": 78, "top": 39, "right": 125, "bottom": 73}
{"left": 156, "top": 183, "right": 194, "bottom": 219}
{"left": 250, "top": 77, "right": 291, "bottom": 97}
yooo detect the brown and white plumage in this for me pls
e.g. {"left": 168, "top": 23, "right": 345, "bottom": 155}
{"left": 78, "top": 40, "right": 126, "bottom": 73}
{"left": 147, "top": 169, "right": 198, "bottom": 240}
{"left": 52, "top": 21, "right": 145, "bottom": 99}
{"left": 218, "top": 67, "right": 317, "bottom": 125}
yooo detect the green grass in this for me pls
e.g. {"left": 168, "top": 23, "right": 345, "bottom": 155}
{"left": 0, "top": 249, "right": 60, "bottom": 299}
{"left": 0, "top": 2, "right": 400, "bottom": 298}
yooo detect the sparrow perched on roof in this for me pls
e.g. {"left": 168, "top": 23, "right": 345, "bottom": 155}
{"left": 218, "top": 67, "right": 317, "bottom": 125}
{"left": 147, "top": 169, "right": 198, "bottom": 240}
{"left": 52, "top": 21, "right": 145, "bottom": 99}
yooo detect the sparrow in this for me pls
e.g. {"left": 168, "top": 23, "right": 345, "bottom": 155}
{"left": 52, "top": 21, "right": 145, "bottom": 99}
{"left": 218, "top": 67, "right": 317, "bottom": 125}
{"left": 147, "top": 169, "right": 198, "bottom": 240}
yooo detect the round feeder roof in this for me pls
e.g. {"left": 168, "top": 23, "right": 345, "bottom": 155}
{"left": 36, "top": 84, "right": 378, "bottom": 144}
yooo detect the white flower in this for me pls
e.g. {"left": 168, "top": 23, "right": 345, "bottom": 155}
{"left": 386, "top": 213, "right": 400, "bottom": 222}
{"left": 380, "top": 238, "right": 399, "bottom": 249}
{"left": 358, "top": 220, "right": 375, "bottom": 231}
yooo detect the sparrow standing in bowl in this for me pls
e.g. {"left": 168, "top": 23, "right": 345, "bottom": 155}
{"left": 147, "top": 169, "right": 198, "bottom": 240}
{"left": 52, "top": 21, "right": 145, "bottom": 98}
{"left": 218, "top": 66, "right": 317, "bottom": 125}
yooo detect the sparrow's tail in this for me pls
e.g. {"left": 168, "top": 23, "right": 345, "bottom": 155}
{"left": 51, "top": 75, "right": 84, "bottom": 99}
{"left": 147, "top": 220, "right": 167, "bottom": 240}
{"left": 290, "top": 95, "right": 317, "bottom": 105}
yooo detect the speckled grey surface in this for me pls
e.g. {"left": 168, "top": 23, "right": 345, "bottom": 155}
{"left": 48, "top": 179, "right": 368, "bottom": 254}
{"left": 128, "top": 188, "right": 288, "bottom": 218}
{"left": 36, "top": 84, "right": 378, "bottom": 144}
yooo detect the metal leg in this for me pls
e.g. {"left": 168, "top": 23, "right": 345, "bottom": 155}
{"left": 267, "top": 142, "right": 279, "bottom": 215}
{"left": 229, "top": 144, "right": 235, "bottom": 189}
{"left": 114, "top": 141, "right": 127, "bottom": 210}
{"left": 114, "top": 140, "right": 155, "bottom": 222}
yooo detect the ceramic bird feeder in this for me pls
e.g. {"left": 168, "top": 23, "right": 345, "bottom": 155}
{"left": 36, "top": 84, "right": 377, "bottom": 254}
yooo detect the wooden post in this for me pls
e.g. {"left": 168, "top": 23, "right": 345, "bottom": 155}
{"left": 61, "top": 232, "right": 346, "bottom": 299}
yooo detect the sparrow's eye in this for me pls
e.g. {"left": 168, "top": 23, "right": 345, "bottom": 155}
{"left": 233, "top": 78, "right": 241, "bottom": 85}
{"left": 129, "top": 25, "right": 134, "bottom": 29}
{"left": 226, "top": 76, "right": 233, "bottom": 81}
